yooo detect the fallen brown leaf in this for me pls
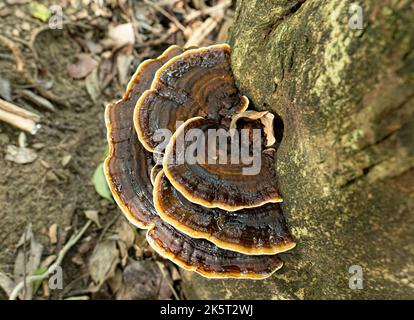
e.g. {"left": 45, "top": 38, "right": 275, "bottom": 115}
{"left": 116, "top": 260, "right": 172, "bottom": 300}
{"left": 84, "top": 210, "right": 101, "bottom": 228}
{"left": 67, "top": 53, "right": 99, "bottom": 79}
{"left": 108, "top": 23, "right": 135, "bottom": 48}
{"left": 5, "top": 145, "right": 37, "bottom": 164}
{"left": 0, "top": 272, "right": 15, "bottom": 298}
{"left": 14, "top": 224, "right": 43, "bottom": 300}
{"left": 88, "top": 239, "right": 119, "bottom": 289}
{"left": 48, "top": 224, "right": 58, "bottom": 245}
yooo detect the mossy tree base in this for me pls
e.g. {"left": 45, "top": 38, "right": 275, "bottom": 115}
{"left": 182, "top": 0, "right": 414, "bottom": 299}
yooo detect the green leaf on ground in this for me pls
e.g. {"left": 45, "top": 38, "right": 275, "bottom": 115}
{"left": 92, "top": 163, "right": 113, "bottom": 202}
{"left": 30, "top": 2, "right": 51, "bottom": 22}
{"left": 32, "top": 266, "right": 47, "bottom": 295}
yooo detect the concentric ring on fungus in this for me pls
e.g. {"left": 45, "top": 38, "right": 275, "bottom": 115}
{"left": 104, "top": 45, "right": 286, "bottom": 279}
{"left": 162, "top": 116, "right": 283, "bottom": 211}
{"left": 105, "top": 45, "right": 185, "bottom": 228}
{"left": 148, "top": 217, "right": 283, "bottom": 279}
{"left": 134, "top": 43, "right": 249, "bottom": 152}
{"left": 154, "top": 169, "right": 295, "bottom": 255}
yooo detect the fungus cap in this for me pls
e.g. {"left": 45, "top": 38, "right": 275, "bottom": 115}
{"left": 148, "top": 217, "right": 283, "bottom": 279}
{"left": 162, "top": 116, "right": 283, "bottom": 211}
{"left": 104, "top": 45, "right": 185, "bottom": 228}
{"left": 134, "top": 44, "right": 249, "bottom": 152}
{"left": 154, "top": 169, "right": 295, "bottom": 255}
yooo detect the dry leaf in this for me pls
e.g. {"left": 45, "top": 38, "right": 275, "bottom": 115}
{"left": 156, "top": 262, "right": 175, "bottom": 300}
{"left": 84, "top": 210, "right": 101, "bottom": 228}
{"left": 170, "top": 265, "right": 181, "bottom": 281}
{"left": 18, "top": 132, "right": 27, "bottom": 148}
{"left": 107, "top": 267, "right": 123, "bottom": 295}
{"left": 40, "top": 255, "right": 57, "bottom": 269}
{"left": 42, "top": 279, "right": 50, "bottom": 298}
{"left": 85, "top": 39, "right": 103, "bottom": 55}
{"left": 67, "top": 53, "right": 99, "bottom": 79}
{"left": 117, "top": 218, "right": 135, "bottom": 249}
{"left": 72, "top": 237, "right": 94, "bottom": 266}
{"left": 0, "top": 272, "right": 15, "bottom": 298}
{"left": 116, "top": 260, "right": 170, "bottom": 300}
{"left": 85, "top": 68, "right": 101, "bottom": 102}
{"left": 97, "top": 52, "right": 118, "bottom": 90}
{"left": 117, "top": 240, "right": 128, "bottom": 267}
{"left": 14, "top": 224, "right": 43, "bottom": 300}
{"left": 48, "top": 224, "right": 58, "bottom": 244}
{"left": 61, "top": 154, "right": 72, "bottom": 167}
{"left": 5, "top": 145, "right": 37, "bottom": 164}
{"left": 116, "top": 53, "right": 134, "bottom": 86}
{"left": 59, "top": 203, "right": 75, "bottom": 245}
{"left": 0, "top": 78, "right": 11, "bottom": 101}
{"left": 88, "top": 240, "right": 119, "bottom": 288}
{"left": 108, "top": 23, "right": 135, "bottom": 48}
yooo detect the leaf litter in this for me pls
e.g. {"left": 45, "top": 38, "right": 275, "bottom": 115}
{"left": 0, "top": 0, "right": 236, "bottom": 300}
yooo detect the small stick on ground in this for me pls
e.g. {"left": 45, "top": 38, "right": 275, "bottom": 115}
{"left": 185, "top": 17, "right": 219, "bottom": 47}
{"left": 0, "top": 98, "right": 40, "bottom": 121}
{"left": 9, "top": 221, "right": 92, "bottom": 300}
{"left": 19, "top": 90, "right": 56, "bottom": 113}
{"left": 145, "top": 0, "right": 187, "bottom": 34}
{"left": 0, "top": 99, "right": 41, "bottom": 134}
{"left": 156, "top": 262, "right": 180, "bottom": 300}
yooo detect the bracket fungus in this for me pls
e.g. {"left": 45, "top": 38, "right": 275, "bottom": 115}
{"left": 134, "top": 44, "right": 249, "bottom": 152}
{"left": 105, "top": 45, "right": 185, "bottom": 228}
{"left": 153, "top": 169, "right": 295, "bottom": 255}
{"left": 162, "top": 116, "right": 283, "bottom": 211}
{"left": 104, "top": 44, "right": 295, "bottom": 279}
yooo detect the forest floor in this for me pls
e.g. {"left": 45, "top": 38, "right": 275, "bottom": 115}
{"left": 0, "top": 0, "right": 234, "bottom": 300}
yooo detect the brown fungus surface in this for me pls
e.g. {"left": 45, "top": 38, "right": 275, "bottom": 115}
{"left": 105, "top": 45, "right": 185, "bottom": 228}
{"left": 154, "top": 169, "right": 295, "bottom": 255}
{"left": 134, "top": 44, "right": 249, "bottom": 152}
{"left": 163, "top": 116, "right": 283, "bottom": 211}
{"left": 147, "top": 217, "right": 283, "bottom": 279}
{"left": 150, "top": 163, "right": 163, "bottom": 186}
{"left": 104, "top": 46, "right": 285, "bottom": 279}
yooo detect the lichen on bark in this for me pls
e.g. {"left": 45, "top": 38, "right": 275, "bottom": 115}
{"left": 182, "top": 0, "right": 414, "bottom": 299}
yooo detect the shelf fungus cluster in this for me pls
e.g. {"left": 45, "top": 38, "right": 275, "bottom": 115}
{"left": 105, "top": 44, "right": 295, "bottom": 279}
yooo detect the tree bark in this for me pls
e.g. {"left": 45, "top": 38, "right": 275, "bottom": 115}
{"left": 182, "top": 0, "right": 414, "bottom": 299}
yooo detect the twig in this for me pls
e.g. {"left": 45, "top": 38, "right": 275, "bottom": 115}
{"left": 136, "top": 28, "right": 178, "bottom": 48}
{"left": 0, "top": 98, "right": 40, "bottom": 122}
{"left": 98, "top": 214, "right": 120, "bottom": 242}
{"left": 19, "top": 90, "right": 56, "bottom": 112}
{"left": 28, "top": 22, "right": 95, "bottom": 61}
{"left": 185, "top": 17, "right": 219, "bottom": 47}
{"left": 185, "top": 0, "right": 232, "bottom": 22}
{"left": 0, "top": 35, "right": 24, "bottom": 72}
{"left": 9, "top": 221, "right": 92, "bottom": 300}
{"left": 145, "top": 0, "right": 187, "bottom": 34}
{"left": 0, "top": 98, "right": 41, "bottom": 134}
{"left": 156, "top": 262, "right": 180, "bottom": 300}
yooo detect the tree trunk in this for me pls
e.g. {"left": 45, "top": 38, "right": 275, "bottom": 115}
{"left": 182, "top": 0, "right": 414, "bottom": 299}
